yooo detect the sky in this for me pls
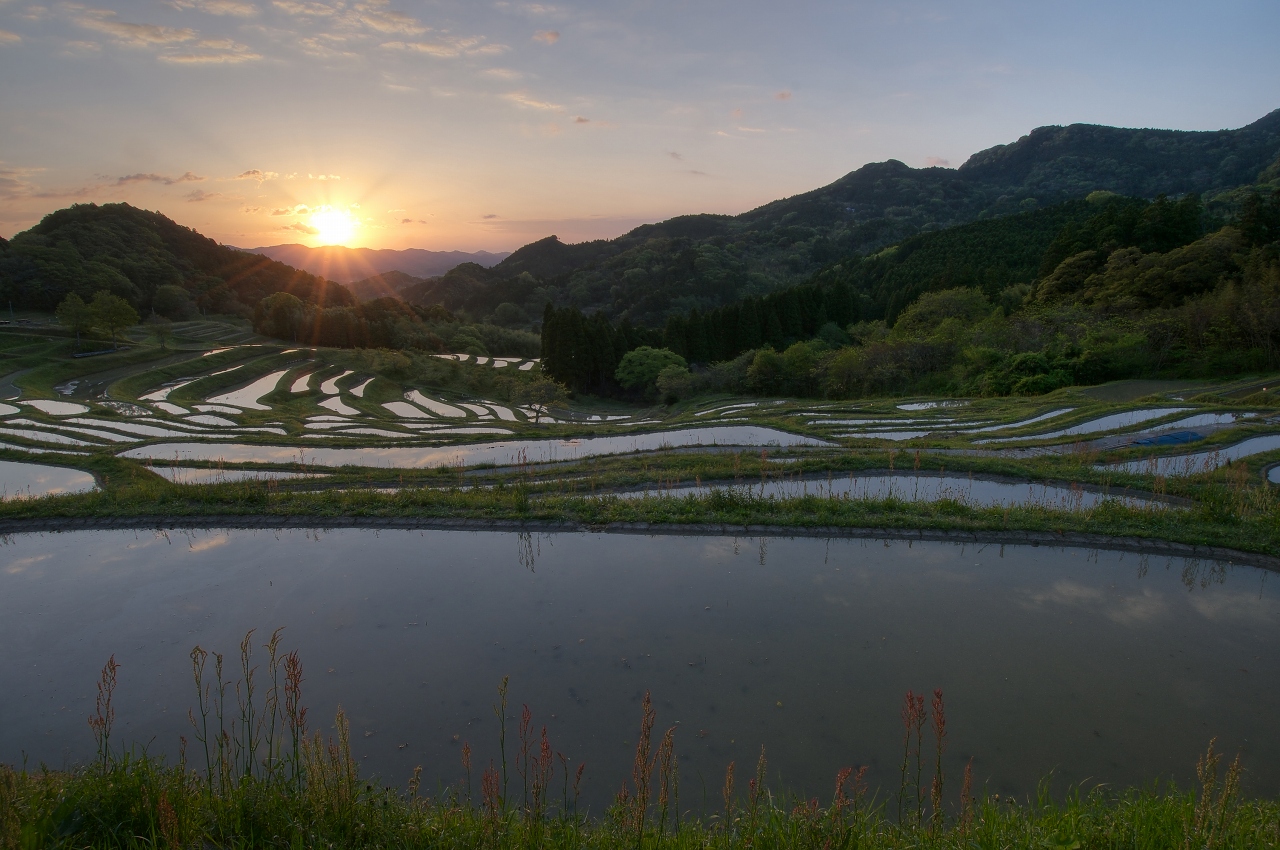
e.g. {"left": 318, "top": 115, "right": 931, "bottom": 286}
{"left": 1, "top": 0, "right": 1278, "bottom": 252}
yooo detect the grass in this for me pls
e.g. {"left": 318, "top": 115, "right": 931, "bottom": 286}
{"left": 2, "top": 645, "right": 1276, "bottom": 849}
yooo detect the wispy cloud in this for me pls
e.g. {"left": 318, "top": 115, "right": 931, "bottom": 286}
{"left": 160, "top": 38, "right": 260, "bottom": 63}
{"left": 114, "top": 171, "right": 204, "bottom": 185}
{"left": 282, "top": 222, "right": 319, "bottom": 234}
{"left": 0, "top": 28, "right": 21, "bottom": 44}
{"left": 503, "top": 91, "right": 561, "bottom": 111}
{"left": 234, "top": 168, "right": 278, "bottom": 182}
{"left": 667, "top": 150, "right": 683, "bottom": 160}
{"left": 185, "top": 189, "right": 224, "bottom": 201}
{"left": 270, "top": 204, "right": 310, "bottom": 215}
{"left": 381, "top": 36, "right": 505, "bottom": 57}
{"left": 775, "top": 90, "right": 791, "bottom": 100}
{"left": 352, "top": 0, "right": 425, "bottom": 34}
{"left": 271, "top": 0, "right": 335, "bottom": 17}
{"left": 168, "top": 0, "right": 257, "bottom": 16}
{"left": 76, "top": 9, "right": 198, "bottom": 46}
{"left": 532, "top": 29, "right": 558, "bottom": 43}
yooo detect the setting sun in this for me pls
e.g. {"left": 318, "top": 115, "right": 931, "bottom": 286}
{"left": 309, "top": 206, "right": 358, "bottom": 246}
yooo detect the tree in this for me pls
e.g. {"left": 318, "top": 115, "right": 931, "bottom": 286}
{"left": 511, "top": 374, "right": 570, "bottom": 422}
{"left": 55, "top": 292, "right": 93, "bottom": 350}
{"left": 147, "top": 314, "right": 173, "bottom": 351}
{"left": 89, "top": 291, "right": 140, "bottom": 349}
{"left": 614, "top": 346, "right": 687, "bottom": 391}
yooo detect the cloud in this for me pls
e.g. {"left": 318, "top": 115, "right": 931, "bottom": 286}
{"left": 573, "top": 116, "right": 589, "bottom": 124}
{"left": 115, "top": 171, "right": 204, "bottom": 185}
{"left": 271, "top": 0, "right": 335, "bottom": 16}
{"left": 667, "top": 151, "right": 682, "bottom": 160}
{"left": 687, "top": 170, "right": 706, "bottom": 176}
{"left": 160, "top": 38, "right": 260, "bottom": 62}
{"left": 924, "top": 156, "right": 951, "bottom": 167}
{"left": 77, "top": 9, "right": 198, "bottom": 46}
{"left": 532, "top": 29, "right": 558, "bottom": 43}
{"left": 381, "top": 36, "right": 505, "bottom": 57}
{"left": 353, "top": 2, "right": 426, "bottom": 34}
{"left": 61, "top": 39, "right": 102, "bottom": 53}
{"left": 282, "top": 222, "right": 320, "bottom": 234}
{"left": 482, "top": 67, "right": 520, "bottom": 79}
{"left": 168, "top": 0, "right": 257, "bottom": 16}
{"left": 184, "top": 189, "right": 223, "bottom": 201}
{"left": 0, "top": 166, "right": 40, "bottom": 200}
{"left": 481, "top": 213, "right": 498, "bottom": 219}
{"left": 503, "top": 91, "right": 561, "bottom": 111}
{"left": 736, "top": 126, "right": 766, "bottom": 133}
{"left": 308, "top": 173, "right": 340, "bottom": 180}
{"left": 241, "top": 206, "right": 262, "bottom": 213}
{"left": 235, "top": 168, "right": 278, "bottom": 182}
{"left": 0, "top": 29, "right": 21, "bottom": 44}
{"left": 775, "top": 90, "right": 791, "bottom": 100}
{"left": 271, "top": 204, "right": 310, "bottom": 215}
{"left": 400, "top": 217, "right": 426, "bottom": 224}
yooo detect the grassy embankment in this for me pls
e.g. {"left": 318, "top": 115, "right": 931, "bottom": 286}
{"left": 2, "top": 440, "right": 1279, "bottom": 557}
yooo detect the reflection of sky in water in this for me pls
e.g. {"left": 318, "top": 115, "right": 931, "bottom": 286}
{"left": 1113, "top": 434, "right": 1280, "bottom": 477}
{"left": 0, "top": 460, "right": 96, "bottom": 499}
{"left": 120, "top": 427, "right": 832, "bottom": 468}
{"left": 0, "top": 529, "right": 1276, "bottom": 811}
{"left": 613, "top": 474, "right": 1165, "bottom": 510}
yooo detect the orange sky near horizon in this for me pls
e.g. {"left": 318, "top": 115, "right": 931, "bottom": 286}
{"left": 1, "top": 0, "right": 1276, "bottom": 253}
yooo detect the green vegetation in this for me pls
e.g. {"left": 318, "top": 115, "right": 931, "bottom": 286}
{"left": 1, "top": 644, "right": 1274, "bottom": 848}
{"left": 0, "top": 203, "right": 352, "bottom": 316}
{"left": 542, "top": 191, "right": 1280, "bottom": 400}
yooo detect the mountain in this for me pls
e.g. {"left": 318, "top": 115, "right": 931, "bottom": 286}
{"left": 344, "top": 270, "right": 427, "bottom": 302}
{"left": 243, "top": 244, "right": 509, "bottom": 283}
{"left": 399, "top": 109, "right": 1280, "bottom": 327}
{"left": 0, "top": 203, "right": 353, "bottom": 317}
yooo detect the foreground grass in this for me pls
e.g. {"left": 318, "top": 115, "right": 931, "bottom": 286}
{"left": 4, "top": 664, "right": 1276, "bottom": 850}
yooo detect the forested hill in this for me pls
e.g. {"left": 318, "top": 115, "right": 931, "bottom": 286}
{"left": 0, "top": 203, "right": 354, "bottom": 318}
{"left": 405, "top": 109, "right": 1280, "bottom": 328}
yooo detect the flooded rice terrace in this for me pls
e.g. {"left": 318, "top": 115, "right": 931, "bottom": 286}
{"left": 2, "top": 528, "right": 1277, "bottom": 810}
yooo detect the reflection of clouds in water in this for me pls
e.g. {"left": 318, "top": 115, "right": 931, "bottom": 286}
{"left": 1023, "top": 580, "right": 1169, "bottom": 626}
{"left": 1185, "top": 590, "right": 1275, "bottom": 624}
{"left": 185, "top": 534, "right": 231, "bottom": 553}
{"left": 3, "top": 553, "right": 52, "bottom": 575}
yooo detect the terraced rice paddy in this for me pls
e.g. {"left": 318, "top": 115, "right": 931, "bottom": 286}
{"left": 4, "top": 320, "right": 1280, "bottom": 516}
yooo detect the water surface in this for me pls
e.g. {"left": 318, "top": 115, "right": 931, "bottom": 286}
{"left": 1, "top": 528, "right": 1275, "bottom": 811}
{"left": 0, "top": 459, "right": 97, "bottom": 499}
{"left": 119, "top": 427, "right": 832, "bottom": 469}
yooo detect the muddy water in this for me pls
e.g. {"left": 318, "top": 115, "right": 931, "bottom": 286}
{"left": 1, "top": 528, "right": 1276, "bottom": 812}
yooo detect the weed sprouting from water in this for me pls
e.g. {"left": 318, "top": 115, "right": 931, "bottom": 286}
{"left": 5, "top": 638, "right": 1276, "bottom": 848}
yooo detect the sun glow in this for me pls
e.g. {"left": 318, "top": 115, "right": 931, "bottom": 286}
{"left": 309, "top": 206, "right": 358, "bottom": 246}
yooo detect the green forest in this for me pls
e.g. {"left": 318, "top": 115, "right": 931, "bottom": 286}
{"left": 541, "top": 189, "right": 1280, "bottom": 400}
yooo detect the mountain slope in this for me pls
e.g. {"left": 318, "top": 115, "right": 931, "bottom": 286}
{"left": 403, "top": 109, "right": 1280, "bottom": 328}
{"left": 0, "top": 203, "right": 353, "bottom": 316}
{"left": 244, "top": 244, "right": 509, "bottom": 283}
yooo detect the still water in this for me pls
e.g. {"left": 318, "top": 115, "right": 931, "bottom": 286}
{"left": 119, "top": 426, "right": 832, "bottom": 469}
{"left": 1, "top": 528, "right": 1276, "bottom": 810}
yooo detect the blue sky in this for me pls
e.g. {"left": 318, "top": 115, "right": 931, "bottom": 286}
{"left": 1, "top": 0, "right": 1277, "bottom": 250}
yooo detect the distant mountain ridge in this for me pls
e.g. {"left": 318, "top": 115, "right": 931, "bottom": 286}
{"left": 396, "top": 109, "right": 1280, "bottom": 326}
{"left": 242, "top": 244, "right": 510, "bottom": 283}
